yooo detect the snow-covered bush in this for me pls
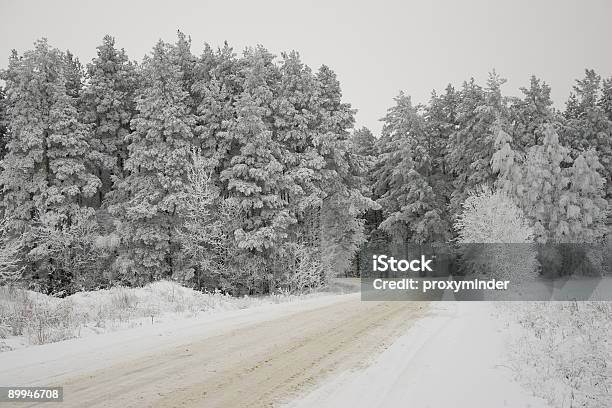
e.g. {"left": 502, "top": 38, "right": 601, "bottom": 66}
{"left": 455, "top": 186, "right": 534, "bottom": 244}
{"left": 0, "top": 286, "right": 76, "bottom": 345}
{"left": 272, "top": 242, "right": 325, "bottom": 294}
{"left": 508, "top": 302, "right": 612, "bottom": 408}
{"left": 454, "top": 187, "right": 538, "bottom": 285}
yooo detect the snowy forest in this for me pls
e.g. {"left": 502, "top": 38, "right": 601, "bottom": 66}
{"left": 0, "top": 33, "right": 610, "bottom": 296}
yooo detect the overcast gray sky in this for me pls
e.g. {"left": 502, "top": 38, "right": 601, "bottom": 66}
{"left": 1, "top": 0, "right": 611, "bottom": 134}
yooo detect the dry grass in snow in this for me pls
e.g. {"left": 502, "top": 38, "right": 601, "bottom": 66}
{"left": 0, "top": 280, "right": 338, "bottom": 352}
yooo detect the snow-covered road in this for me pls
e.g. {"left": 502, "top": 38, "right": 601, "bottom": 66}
{"left": 288, "top": 302, "right": 551, "bottom": 408}
{"left": 0, "top": 295, "right": 550, "bottom": 408}
{"left": 0, "top": 294, "right": 424, "bottom": 407}
{"left": 0, "top": 293, "right": 358, "bottom": 387}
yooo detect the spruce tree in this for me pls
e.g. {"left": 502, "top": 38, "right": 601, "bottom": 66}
{"left": 599, "top": 77, "right": 612, "bottom": 201}
{"left": 447, "top": 75, "right": 506, "bottom": 218}
{"left": 564, "top": 149, "right": 608, "bottom": 242}
{"left": 599, "top": 77, "right": 612, "bottom": 121}
{"left": 1, "top": 40, "right": 100, "bottom": 223}
{"left": 373, "top": 93, "right": 448, "bottom": 243}
{"left": 312, "top": 65, "right": 358, "bottom": 196}
{"left": 562, "top": 69, "right": 612, "bottom": 201}
{"left": 313, "top": 65, "right": 371, "bottom": 274}
{"left": 427, "top": 85, "right": 459, "bottom": 176}
{"left": 0, "top": 40, "right": 100, "bottom": 290}
{"left": 511, "top": 76, "right": 555, "bottom": 150}
{"left": 350, "top": 127, "right": 377, "bottom": 191}
{"left": 110, "top": 40, "right": 196, "bottom": 282}
{"left": 63, "top": 50, "right": 85, "bottom": 99}
{"left": 425, "top": 85, "right": 459, "bottom": 218}
{"left": 491, "top": 124, "right": 522, "bottom": 193}
{"left": 351, "top": 127, "right": 376, "bottom": 157}
{"left": 273, "top": 51, "right": 322, "bottom": 217}
{"left": 219, "top": 46, "right": 290, "bottom": 252}
{"left": 171, "top": 31, "right": 198, "bottom": 98}
{"left": 80, "top": 35, "right": 138, "bottom": 206}
{"left": 192, "top": 43, "right": 242, "bottom": 172}
{"left": 514, "top": 126, "right": 606, "bottom": 243}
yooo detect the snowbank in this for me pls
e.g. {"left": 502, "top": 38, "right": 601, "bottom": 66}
{"left": 0, "top": 280, "right": 353, "bottom": 352}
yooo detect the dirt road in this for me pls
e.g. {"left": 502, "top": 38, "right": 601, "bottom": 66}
{"left": 18, "top": 299, "right": 425, "bottom": 407}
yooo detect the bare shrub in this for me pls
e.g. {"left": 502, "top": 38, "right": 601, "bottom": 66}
{"left": 509, "top": 302, "right": 612, "bottom": 408}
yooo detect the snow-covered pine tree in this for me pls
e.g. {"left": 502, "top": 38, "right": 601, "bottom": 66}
{"left": 110, "top": 39, "right": 196, "bottom": 283}
{"left": 373, "top": 93, "right": 448, "bottom": 244}
{"left": 0, "top": 41, "right": 100, "bottom": 223}
{"left": 312, "top": 65, "right": 358, "bottom": 195}
{"left": 518, "top": 126, "right": 606, "bottom": 243}
{"left": 491, "top": 121, "right": 523, "bottom": 194}
{"left": 493, "top": 76, "right": 560, "bottom": 193}
{"left": 426, "top": 85, "right": 459, "bottom": 177}
{"left": 447, "top": 73, "right": 509, "bottom": 218}
{"left": 570, "top": 69, "right": 601, "bottom": 113}
{"left": 219, "top": 46, "right": 291, "bottom": 253}
{"left": 314, "top": 65, "right": 371, "bottom": 275}
{"left": 514, "top": 126, "right": 570, "bottom": 243}
{"left": 599, "top": 77, "right": 612, "bottom": 122}
{"left": 510, "top": 76, "right": 555, "bottom": 150}
{"left": 80, "top": 35, "right": 138, "bottom": 206}
{"left": 192, "top": 42, "right": 242, "bottom": 173}
{"left": 350, "top": 127, "right": 378, "bottom": 247}
{"left": 599, "top": 77, "right": 612, "bottom": 204}
{"left": 171, "top": 31, "right": 198, "bottom": 97}
{"left": 63, "top": 50, "right": 85, "bottom": 99}
{"left": 351, "top": 127, "right": 376, "bottom": 157}
{"left": 564, "top": 149, "right": 608, "bottom": 243}
{"left": 271, "top": 51, "right": 321, "bottom": 246}
{"left": 350, "top": 126, "right": 377, "bottom": 194}
{"left": 562, "top": 70, "right": 612, "bottom": 201}
{"left": 424, "top": 85, "right": 459, "bottom": 226}
{"left": 0, "top": 40, "right": 100, "bottom": 291}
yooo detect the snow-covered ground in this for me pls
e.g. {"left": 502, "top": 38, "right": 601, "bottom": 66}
{"left": 0, "top": 290, "right": 358, "bottom": 387}
{"left": 2, "top": 282, "right": 608, "bottom": 408}
{"left": 287, "top": 302, "right": 552, "bottom": 408}
{"left": 0, "top": 280, "right": 356, "bottom": 352}
{"left": 504, "top": 301, "right": 612, "bottom": 408}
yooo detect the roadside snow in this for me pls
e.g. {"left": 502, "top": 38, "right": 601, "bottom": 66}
{"left": 0, "top": 280, "right": 355, "bottom": 352}
{"left": 504, "top": 302, "right": 612, "bottom": 408}
{"left": 287, "top": 302, "right": 551, "bottom": 408}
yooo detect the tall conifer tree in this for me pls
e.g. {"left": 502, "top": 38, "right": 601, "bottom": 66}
{"left": 447, "top": 73, "right": 509, "bottom": 218}
{"left": 373, "top": 93, "right": 448, "bottom": 243}
{"left": 110, "top": 40, "right": 195, "bottom": 282}
{"left": 0, "top": 40, "right": 100, "bottom": 289}
{"left": 1, "top": 40, "right": 99, "bottom": 224}
{"left": 80, "top": 35, "right": 138, "bottom": 206}
{"left": 563, "top": 70, "right": 612, "bottom": 201}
